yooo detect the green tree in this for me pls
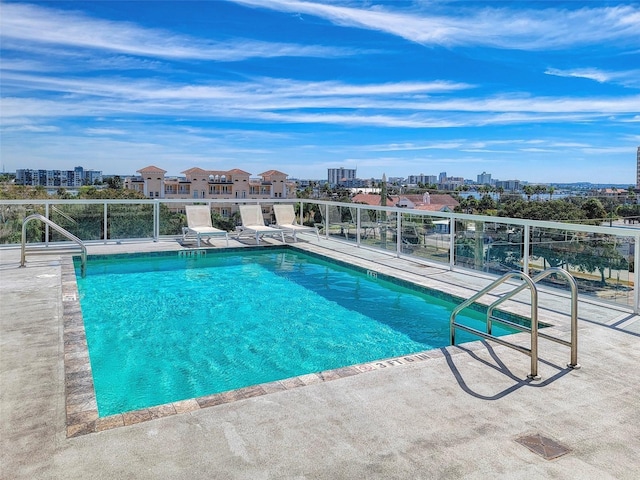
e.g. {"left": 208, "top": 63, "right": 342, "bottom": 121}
{"left": 523, "top": 185, "right": 534, "bottom": 202}
{"left": 581, "top": 198, "right": 607, "bottom": 223}
{"left": 477, "top": 194, "right": 496, "bottom": 213}
{"left": 211, "top": 211, "right": 240, "bottom": 232}
{"left": 534, "top": 185, "right": 546, "bottom": 200}
{"left": 618, "top": 204, "right": 640, "bottom": 224}
{"left": 105, "top": 175, "right": 123, "bottom": 189}
{"left": 56, "top": 188, "right": 72, "bottom": 199}
{"left": 571, "top": 235, "right": 628, "bottom": 286}
{"left": 626, "top": 187, "right": 636, "bottom": 204}
{"left": 498, "top": 199, "right": 584, "bottom": 222}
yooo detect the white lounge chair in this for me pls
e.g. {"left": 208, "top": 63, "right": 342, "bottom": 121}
{"left": 182, "top": 205, "right": 229, "bottom": 247}
{"left": 237, "top": 205, "right": 285, "bottom": 244}
{"left": 273, "top": 204, "right": 319, "bottom": 242}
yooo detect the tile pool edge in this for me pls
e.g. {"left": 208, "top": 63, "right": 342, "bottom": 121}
{"left": 60, "top": 252, "right": 494, "bottom": 438}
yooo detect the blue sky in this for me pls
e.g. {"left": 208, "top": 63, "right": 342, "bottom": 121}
{"left": 1, "top": 0, "right": 639, "bottom": 184}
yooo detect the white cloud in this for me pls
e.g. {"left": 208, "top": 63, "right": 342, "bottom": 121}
{"left": 1, "top": 124, "right": 60, "bottom": 133}
{"left": 545, "top": 67, "right": 640, "bottom": 87}
{"left": 85, "top": 128, "right": 127, "bottom": 136}
{"left": 545, "top": 68, "right": 612, "bottom": 83}
{"left": 362, "top": 142, "right": 464, "bottom": 152}
{"left": 3, "top": 70, "right": 639, "bottom": 129}
{"left": 0, "top": 2, "right": 352, "bottom": 61}
{"left": 520, "top": 148, "right": 553, "bottom": 153}
{"left": 230, "top": 0, "right": 640, "bottom": 50}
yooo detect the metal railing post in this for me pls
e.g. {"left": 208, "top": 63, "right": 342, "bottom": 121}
{"left": 154, "top": 200, "right": 159, "bottom": 242}
{"left": 530, "top": 281, "right": 539, "bottom": 379}
{"left": 325, "top": 204, "right": 329, "bottom": 239}
{"left": 396, "top": 211, "right": 401, "bottom": 257}
{"left": 103, "top": 202, "right": 108, "bottom": 244}
{"left": 356, "top": 207, "right": 361, "bottom": 247}
{"left": 635, "top": 235, "right": 640, "bottom": 314}
{"left": 45, "top": 203, "right": 50, "bottom": 246}
{"left": 449, "top": 216, "right": 455, "bottom": 269}
{"left": 523, "top": 224, "right": 530, "bottom": 275}
{"left": 299, "top": 200, "right": 303, "bottom": 225}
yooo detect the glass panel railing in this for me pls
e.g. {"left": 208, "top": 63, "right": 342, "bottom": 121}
{"left": 375, "top": 211, "right": 397, "bottom": 254}
{"left": 0, "top": 204, "right": 46, "bottom": 244}
{"left": 348, "top": 207, "right": 390, "bottom": 250}
{"left": 301, "top": 202, "right": 322, "bottom": 228}
{"left": 108, "top": 204, "right": 154, "bottom": 240}
{"left": 1, "top": 198, "right": 637, "bottom": 311}
{"left": 453, "top": 219, "right": 525, "bottom": 274}
{"left": 399, "top": 213, "right": 450, "bottom": 265}
{"left": 159, "top": 203, "right": 186, "bottom": 236}
{"left": 531, "top": 227, "right": 633, "bottom": 308}
{"left": 351, "top": 206, "right": 380, "bottom": 246}
{"left": 319, "top": 204, "right": 355, "bottom": 242}
{"left": 50, "top": 203, "right": 104, "bottom": 242}
{"left": 454, "top": 219, "right": 487, "bottom": 272}
{"left": 484, "top": 222, "right": 524, "bottom": 274}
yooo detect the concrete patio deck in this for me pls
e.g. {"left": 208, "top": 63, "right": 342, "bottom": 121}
{"left": 1, "top": 236, "right": 639, "bottom": 479}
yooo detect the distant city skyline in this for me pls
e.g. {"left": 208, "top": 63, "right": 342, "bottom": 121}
{"left": 13, "top": 163, "right": 635, "bottom": 190}
{"left": 1, "top": 1, "right": 639, "bottom": 183}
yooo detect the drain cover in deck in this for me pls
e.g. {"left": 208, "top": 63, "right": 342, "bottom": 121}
{"left": 515, "top": 433, "right": 571, "bottom": 460}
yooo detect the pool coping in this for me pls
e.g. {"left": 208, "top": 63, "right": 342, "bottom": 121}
{"left": 61, "top": 248, "right": 537, "bottom": 438}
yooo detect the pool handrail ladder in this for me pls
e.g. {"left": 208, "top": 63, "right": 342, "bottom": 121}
{"left": 450, "top": 268, "right": 579, "bottom": 380}
{"left": 20, "top": 213, "right": 87, "bottom": 278}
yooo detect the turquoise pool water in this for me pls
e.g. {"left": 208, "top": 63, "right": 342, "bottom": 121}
{"left": 76, "top": 248, "right": 515, "bottom": 416}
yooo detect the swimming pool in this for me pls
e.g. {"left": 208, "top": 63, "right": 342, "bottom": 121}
{"left": 76, "top": 248, "right": 516, "bottom": 416}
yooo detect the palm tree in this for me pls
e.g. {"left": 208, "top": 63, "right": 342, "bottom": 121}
{"left": 548, "top": 186, "right": 555, "bottom": 200}
{"left": 466, "top": 197, "right": 478, "bottom": 214}
{"left": 523, "top": 185, "right": 534, "bottom": 202}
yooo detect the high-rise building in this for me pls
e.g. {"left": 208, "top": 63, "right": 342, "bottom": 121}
{"left": 328, "top": 167, "right": 356, "bottom": 187}
{"left": 477, "top": 171, "right": 492, "bottom": 185}
{"left": 15, "top": 167, "right": 102, "bottom": 187}
{"left": 408, "top": 174, "right": 437, "bottom": 185}
{"left": 495, "top": 180, "right": 521, "bottom": 191}
{"left": 438, "top": 172, "right": 447, "bottom": 184}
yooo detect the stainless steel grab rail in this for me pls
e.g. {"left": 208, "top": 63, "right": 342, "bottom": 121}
{"left": 486, "top": 267, "right": 579, "bottom": 369}
{"left": 450, "top": 271, "right": 540, "bottom": 379}
{"left": 450, "top": 268, "right": 580, "bottom": 380}
{"left": 20, "top": 214, "right": 87, "bottom": 277}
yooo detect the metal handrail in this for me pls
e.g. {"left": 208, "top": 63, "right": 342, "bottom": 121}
{"left": 486, "top": 267, "right": 579, "bottom": 369}
{"left": 21, "top": 214, "right": 87, "bottom": 277}
{"left": 450, "top": 271, "right": 540, "bottom": 379}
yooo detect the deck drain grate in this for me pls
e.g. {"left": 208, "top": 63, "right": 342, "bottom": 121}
{"left": 515, "top": 433, "right": 571, "bottom": 460}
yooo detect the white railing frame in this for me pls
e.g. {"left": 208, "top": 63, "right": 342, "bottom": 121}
{"left": 2, "top": 197, "right": 638, "bottom": 312}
